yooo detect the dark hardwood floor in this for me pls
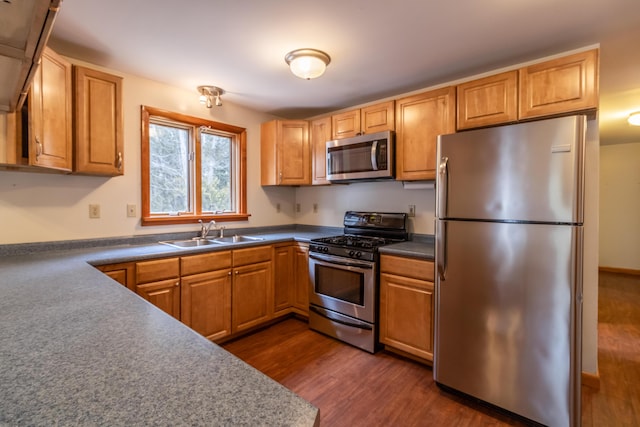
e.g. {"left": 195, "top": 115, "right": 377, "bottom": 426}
{"left": 223, "top": 271, "right": 640, "bottom": 426}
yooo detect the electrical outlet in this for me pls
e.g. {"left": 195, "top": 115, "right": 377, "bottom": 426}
{"left": 276, "top": 203, "right": 281, "bottom": 213}
{"left": 296, "top": 203, "right": 301, "bottom": 213}
{"left": 127, "top": 204, "right": 137, "bottom": 218}
{"left": 313, "top": 203, "right": 318, "bottom": 213}
{"left": 408, "top": 204, "right": 416, "bottom": 217}
{"left": 89, "top": 204, "right": 101, "bottom": 219}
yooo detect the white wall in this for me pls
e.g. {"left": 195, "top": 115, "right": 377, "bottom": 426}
{"left": 0, "top": 58, "right": 297, "bottom": 245}
{"left": 295, "top": 181, "right": 435, "bottom": 234}
{"left": 599, "top": 141, "right": 640, "bottom": 270}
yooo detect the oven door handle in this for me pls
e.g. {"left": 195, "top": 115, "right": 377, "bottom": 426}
{"left": 310, "top": 306, "right": 373, "bottom": 331}
{"left": 309, "top": 253, "right": 374, "bottom": 270}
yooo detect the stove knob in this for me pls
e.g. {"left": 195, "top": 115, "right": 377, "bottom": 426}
{"left": 323, "top": 247, "right": 329, "bottom": 253}
{"left": 355, "top": 252, "right": 362, "bottom": 258}
{"left": 349, "top": 250, "right": 355, "bottom": 257}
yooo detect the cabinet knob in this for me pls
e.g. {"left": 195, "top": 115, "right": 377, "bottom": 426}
{"left": 235, "top": 270, "right": 239, "bottom": 275}
{"left": 117, "top": 152, "right": 123, "bottom": 171}
{"left": 278, "top": 171, "right": 282, "bottom": 183}
{"left": 175, "top": 281, "right": 180, "bottom": 287}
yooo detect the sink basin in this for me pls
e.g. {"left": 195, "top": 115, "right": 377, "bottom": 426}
{"left": 211, "top": 235, "right": 265, "bottom": 244}
{"left": 159, "top": 238, "right": 222, "bottom": 249}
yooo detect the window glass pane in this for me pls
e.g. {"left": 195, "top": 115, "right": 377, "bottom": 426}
{"left": 149, "top": 123, "right": 190, "bottom": 214}
{"left": 201, "top": 132, "right": 233, "bottom": 212}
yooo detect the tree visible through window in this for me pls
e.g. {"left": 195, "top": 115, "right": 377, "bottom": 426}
{"left": 141, "top": 106, "right": 248, "bottom": 226}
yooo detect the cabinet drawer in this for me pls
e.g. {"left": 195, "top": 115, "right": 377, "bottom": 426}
{"left": 380, "top": 255, "right": 434, "bottom": 281}
{"left": 232, "top": 245, "right": 272, "bottom": 266}
{"left": 181, "top": 251, "right": 232, "bottom": 276}
{"left": 136, "top": 257, "right": 180, "bottom": 284}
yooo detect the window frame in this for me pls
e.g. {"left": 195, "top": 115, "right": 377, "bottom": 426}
{"left": 141, "top": 105, "right": 248, "bottom": 226}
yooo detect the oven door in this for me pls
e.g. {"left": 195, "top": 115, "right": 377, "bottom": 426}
{"left": 308, "top": 252, "right": 376, "bottom": 323}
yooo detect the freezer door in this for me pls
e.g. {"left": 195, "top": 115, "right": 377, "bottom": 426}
{"left": 434, "top": 220, "right": 582, "bottom": 427}
{"left": 436, "top": 115, "right": 585, "bottom": 224}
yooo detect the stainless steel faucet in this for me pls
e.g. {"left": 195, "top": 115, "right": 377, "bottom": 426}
{"left": 198, "top": 220, "right": 216, "bottom": 239}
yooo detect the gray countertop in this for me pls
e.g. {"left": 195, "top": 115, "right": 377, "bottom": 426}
{"left": 0, "top": 228, "right": 331, "bottom": 426}
{"left": 0, "top": 226, "right": 434, "bottom": 425}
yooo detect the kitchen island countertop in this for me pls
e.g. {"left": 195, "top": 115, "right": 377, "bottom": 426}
{"left": 0, "top": 228, "right": 329, "bottom": 426}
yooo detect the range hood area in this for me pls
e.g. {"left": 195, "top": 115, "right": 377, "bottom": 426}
{"left": 0, "top": 0, "right": 61, "bottom": 112}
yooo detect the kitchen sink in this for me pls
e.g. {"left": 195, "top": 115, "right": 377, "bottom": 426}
{"left": 159, "top": 238, "right": 222, "bottom": 249}
{"left": 211, "top": 235, "right": 265, "bottom": 244}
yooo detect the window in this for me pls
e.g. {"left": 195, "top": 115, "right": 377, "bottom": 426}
{"left": 141, "top": 106, "right": 248, "bottom": 225}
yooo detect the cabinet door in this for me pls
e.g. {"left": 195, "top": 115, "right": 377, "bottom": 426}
{"left": 73, "top": 66, "right": 124, "bottom": 176}
{"left": 232, "top": 261, "right": 273, "bottom": 332}
{"left": 361, "top": 101, "right": 395, "bottom": 134}
{"left": 181, "top": 269, "right": 232, "bottom": 341}
{"left": 260, "top": 120, "right": 310, "bottom": 186}
{"left": 292, "top": 244, "right": 310, "bottom": 314}
{"left": 380, "top": 272, "right": 434, "bottom": 361}
{"left": 278, "top": 120, "right": 310, "bottom": 185}
{"left": 331, "top": 109, "right": 361, "bottom": 140}
{"left": 395, "top": 86, "right": 455, "bottom": 181}
{"left": 273, "top": 245, "right": 293, "bottom": 316}
{"left": 97, "top": 262, "right": 135, "bottom": 291}
{"left": 310, "top": 116, "right": 331, "bottom": 185}
{"left": 28, "top": 47, "right": 72, "bottom": 171}
{"left": 136, "top": 278, "right": 181, "bottom": 320}
{"left": 519, "top": 49, "right": 598, "bottom": 119}
{"left": 456, "top": 71, "right": 518, "bottom": 130}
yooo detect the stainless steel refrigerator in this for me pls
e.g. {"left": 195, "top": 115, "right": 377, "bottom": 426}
{"left": 434, "top": 115, "right": 585, "bottom": 427}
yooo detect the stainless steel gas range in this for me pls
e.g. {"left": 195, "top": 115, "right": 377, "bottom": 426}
{"left": 308, "top": 211, "right": 408, "bottom": 353}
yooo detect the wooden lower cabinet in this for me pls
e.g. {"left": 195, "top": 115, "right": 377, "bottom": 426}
{"left": 292, "top": 243, "right": 309, "bottom": 314}
{"left": 232, "top": 261, "right": 273, "bottom": 333}
{"left": 135, "top": 257, "right": 181, "bottom": 320}
{"left": 273, "top": 244, "right": 294, "bottom": 316}
{"left": 96, "top": 262, "right": 135, "bottom": 291}
{"left": 95, "top": 243, "right": 312, "bottom": 340}
{"left": 379, "top": 254, "right": 435, "bottom": 363}
{"left": 273, "top": 243, "right": 310, "bottom": 317}
{"left": 181, "top": 269, "right": 232, "bottom": 341}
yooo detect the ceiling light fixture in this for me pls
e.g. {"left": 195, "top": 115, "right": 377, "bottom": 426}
{"left": 628, "top": 111, "right": 640, "bottom": 126}
{"left": 197, "top": 85, "right": 224, "bottom": 108}
{"left": 284, "top": 48, "right": 331, "bottom": 80}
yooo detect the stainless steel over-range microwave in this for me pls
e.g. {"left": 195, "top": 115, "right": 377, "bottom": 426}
{"left": 326, "top": 130, "right": 394, "bottom": 182}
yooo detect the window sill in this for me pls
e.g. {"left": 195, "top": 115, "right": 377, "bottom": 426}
{"left": 141, "top": 213, "right": 251, "bottom": 226}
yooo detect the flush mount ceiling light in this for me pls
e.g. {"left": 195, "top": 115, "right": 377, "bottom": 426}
{"left": 628, "top": 111, "right": 640, "bottom": 126}
{"left": 197, "top": 85, "right": 224, "bottom": 108}
{"left": 284, "top": 48, "right": 331, "bottom": 80}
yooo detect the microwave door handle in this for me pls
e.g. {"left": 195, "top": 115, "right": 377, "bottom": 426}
{"left": 371, "top": 140, "right": 378, "bottom": 170}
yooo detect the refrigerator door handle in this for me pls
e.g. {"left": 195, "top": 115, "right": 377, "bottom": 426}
{"left": 437, "top": 156, "right": 449, "bottom": 218}
{"left": 436, "top": 220, "right": 447, "bottom": 281}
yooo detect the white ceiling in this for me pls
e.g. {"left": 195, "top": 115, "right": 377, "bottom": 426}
{"left": 49, "top": 0, "right": 640, "bottom": 145}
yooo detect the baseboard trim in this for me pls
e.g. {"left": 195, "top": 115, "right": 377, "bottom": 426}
{"left": 582, "top": 370, "right": 600, "bottom": 390}
{"left": 599, "top": 266, "right": 640, "bottom": 276}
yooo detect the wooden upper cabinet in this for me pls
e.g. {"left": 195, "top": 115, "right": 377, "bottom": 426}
{"left": 73, "top": 66, "right": 124, "bottom": 176}
{"left": 361, "top": 100, "right": 395, "bottom": 134}
{"left": 331, "top": 109, "right": 361, "bottom": 140}
{"left": 310, "top": 116, "right": 331, "bottom": 185}
{"left": 395, "top": 87, "right": 455, "bottom": 181}
{"left": 456, "top": 71, "right": 518, "bottom": 130}
{"left": 261, "top": 119, "right": 310, "bottom": 186}
{"left": 28, "top": 47, "right": 72, "bottom": 171}
{"left": 519, "top": 49, "right": 598, "bottom": 119}
{"left": 330, "top": 101, "right": 394, "bottom": 140}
